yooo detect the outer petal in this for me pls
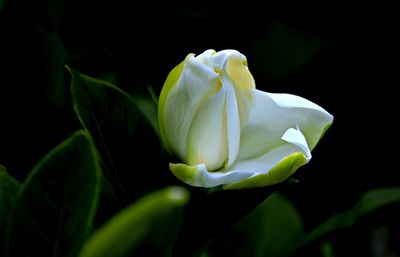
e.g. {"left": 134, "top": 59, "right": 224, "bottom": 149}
{"left": 186, "top": 87, "right": 228, "bottom": 171}
{"left": 238, "top": 89, "right": 333, "bottom": 161}
{"left": 222, "top": 127, "right": 310, "bottom": 189}
{"left": 223, "top": 152, "right": 307, "bottom": 189}
{"left": 223, "top": 85, "right": 241, "bottom": 168}
{"left": 158, "top": 53, "right": 220, "bottom": 160}
{"left": 170, "top": 163, "right": 255, "bottom": 188}
{"left": 158, "top": 59, "right": 185, "bottom": 154}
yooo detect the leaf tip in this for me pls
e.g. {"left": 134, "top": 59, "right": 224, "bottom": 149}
{"left": 65, "top": 65, "right": 79, "bottom": 79}
{"left": 65, "top": 65, "right": 71, "bottom": 73}
{"left": 68, "top": 130, "right": 96, "bottom": 154}
{"left": 166, "top": 186, "right": 190, "bottom": 206}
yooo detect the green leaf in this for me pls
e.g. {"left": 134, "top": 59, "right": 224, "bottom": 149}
{"left": 133, "top": 95, "right": 160, "bottom": 138}
{"left": 67, "top": 67, "right": 170, "bottom": 204}
{"left": 303, "top": 187, "right": 400, "bottom": 245}
{"left": 0, "top": 165, "right": 20, "bottom": 229}
{"left": 3, "top": 130, "right": 101, "bottom": 257}
{"left": 240, "top": 192, "right": 304, "bottom": 257}
{"left": 0, "top": 165, "right": 21, "bottom": 253}
{"left": 173, "top": 186, "right": 278, "bottom": 257}
{"left": 203, "top": 192, "right": 304, "bottom": 257}
{"left": 78, "top": 186, "right": 189, "bottom": 257}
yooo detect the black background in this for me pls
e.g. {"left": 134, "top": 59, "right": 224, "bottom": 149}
{"left": 0, "top": 0, "right": 397, "bottom": 256}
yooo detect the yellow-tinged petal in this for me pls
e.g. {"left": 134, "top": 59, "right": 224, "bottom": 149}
{"left": 223, "top": 152, "right": 307, "bottom": 190}
{"left": 225, "top": 55, "right": 255, "bottom": 91}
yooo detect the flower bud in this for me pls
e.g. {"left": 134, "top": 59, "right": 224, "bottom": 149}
{"left": 158, "top": 49, "right": 333, "bottom": 189}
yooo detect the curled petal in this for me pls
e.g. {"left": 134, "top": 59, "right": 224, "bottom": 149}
{"left": 238, "top": 89, "right": 333, "bottom": 161}
{"left": 281, "top": 127, "right": 311, "bottom": 160}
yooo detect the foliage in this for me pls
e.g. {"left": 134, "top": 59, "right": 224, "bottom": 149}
{"left": 1, "top": 70, "right": 399, "bottom": 257}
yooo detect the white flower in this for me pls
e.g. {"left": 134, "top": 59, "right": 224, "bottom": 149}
{"left": 158, "top": 49, "right": 333, "bottom": 189}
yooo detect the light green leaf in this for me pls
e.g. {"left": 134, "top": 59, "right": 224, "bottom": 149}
{"left": 3, "top": 130, "right": 102, "bottom": 257}
{"left": 79, "top": 186, "right": 189, "bottom": 257}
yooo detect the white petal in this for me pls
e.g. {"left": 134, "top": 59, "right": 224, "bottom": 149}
{"left": 227, "top": 128, "right": 310, "bottom": 174}
{"left": 196, "top": 49, "right": 217, "bottom": 65}
{"left": 162, "top": 54, "right": 220, "bottom": 160}
{"left": 186, "top": 87, "right": 228, "bottom": 171}
{"left": 261, "top": 91, "right": 333, "bottom": 150}
{"left": 208, "top": 49, "right": 246, "bottom": 70}
{"left": 224, "top": 83, "right": 241, "bottom": 168}
{"left": 212, "top": 50, "right": 255, "bottom": 168}
{"left": 238, "top": 89, "right": 333, "bottom": 161}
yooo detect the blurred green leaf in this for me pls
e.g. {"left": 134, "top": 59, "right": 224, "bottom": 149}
{"left": 203, "top": 192, "right": 304, "bottom": 257}
{"left": 204, "top": 188, "right": 400, "bottom": 257}
{"left": 238, "top": 192, "right": 304, "bottom": 257}
{"left": 78, "top": 186, "right": 189, "bottom": 257}
{"left": 68, "top": 67, "right": 170, "bottom": 204}
{"left": 303, "top": 187, "right": 400, "bottom": 245}
{"left": 320, "top": 242, "right": 336, "bottom": 257}
{"left": 0, "top": 165, "right": 20, "bottom": 229}
{"left": 3, "top": 130, "right": 101, "bottom": 257}
{"left": 173, "top": 186, "right": 278, "bottom": 257}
